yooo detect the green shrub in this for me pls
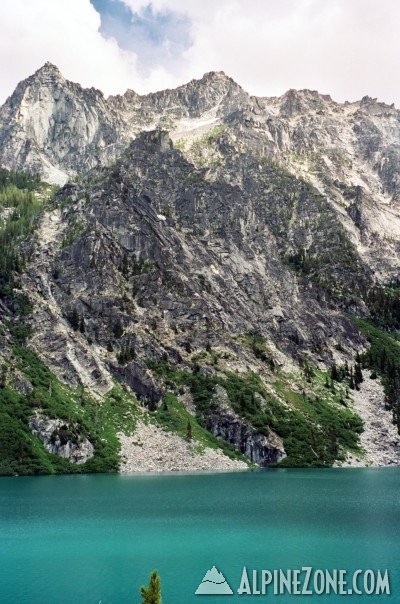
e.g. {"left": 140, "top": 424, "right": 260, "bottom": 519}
{"left": 0, "top": 347, "right": 140, "bottom": 476}
{"left": 147, "top": 359, "right": 362, "bottom": 467}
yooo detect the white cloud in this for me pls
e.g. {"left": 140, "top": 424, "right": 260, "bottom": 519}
{"left": 0, "top": 0, "right": 400, "bottom": 107}
{"left": 122, "top": 0, "right": 400, "bottom": 105}
{"left": 0, "top": 0, "right": 175, "bottom": 104}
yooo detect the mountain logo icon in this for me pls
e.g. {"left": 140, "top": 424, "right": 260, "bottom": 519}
{"left": 195, "top": 565, "right": 233, "bottom": 595}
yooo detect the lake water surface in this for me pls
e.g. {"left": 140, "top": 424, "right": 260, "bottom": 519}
{"left": 0, "top": 468, "right": 399, "bottom": 603}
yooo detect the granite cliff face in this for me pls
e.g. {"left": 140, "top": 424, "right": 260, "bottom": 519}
{"left": 0, "top": 64, "right": 247, "bottom": 185}
{"left": 0, "top": 63, "right": 130, "bottom": 185}
{"left": 1, "top": 64, "right": 400, "bottom": 473}
{"left": 2, "top": 63, "right": 400, "bottom": 281}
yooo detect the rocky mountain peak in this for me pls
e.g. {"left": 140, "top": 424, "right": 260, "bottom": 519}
{"left": 34, "top": 61, "right": 64, "bottom": 79}
{"left": 140, "top": 69, "right": 249, "bottom": 122}
{"left": 201, "top": 70, "right": 233, "bottom": 82}
{"left": 360, "top": 95, "right": 378, "bottom": 105}
{"left": 278, "top": 88, "right": 334, "bottom": 116}
{"left": 356, "top": 95, "right": 397, "bottom": 117}
{"left": 195, "top": 70, "right": 245, "bottom": 95}
{"left": 15, "top": 61, "right": 67, "bottom": 95}
{"left": 1, "top": 62, "right": 64, "bottom": 109}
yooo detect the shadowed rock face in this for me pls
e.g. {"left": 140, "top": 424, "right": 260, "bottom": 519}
{"left": 38, "top": 129, "right": 364, "bottom": 390}
{"left": 205, "top": 386, "right": 286, "bottom": 465}
{"left": 114, "top": 361, "right": 163, "bottom": 407}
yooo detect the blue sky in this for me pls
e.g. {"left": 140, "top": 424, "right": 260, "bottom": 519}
{"left": 90, "top": 0, "right": 192, "bottom": 77}
{"left": 0, "top": 0, "right": 400, "bottom": 106}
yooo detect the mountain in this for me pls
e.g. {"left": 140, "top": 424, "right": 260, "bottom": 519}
{"left": 0, "top": 64, "right": 247, "bottom": 185}
{"left": 0, "top": 64, "right": 399, "bottom": 475}
{"left": 2, "top": 64, "right": 400, "bottom": 282}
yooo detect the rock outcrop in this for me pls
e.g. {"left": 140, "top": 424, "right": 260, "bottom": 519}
{"left": 29, "top": 412, "right": 94, "bottom": 464}
{"left": 114, "top": 361, "right": 163, "bottom": 407}
{"left": 205, "top": 386, "right": 286, "bottom": 465}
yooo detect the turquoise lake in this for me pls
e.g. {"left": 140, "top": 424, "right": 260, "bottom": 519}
{"left": 0, "top": 468, "right": 399, "bottom": 603}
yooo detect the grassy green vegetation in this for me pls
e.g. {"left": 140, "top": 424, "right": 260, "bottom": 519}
{"left": 154, "top": 392, "right": 249, "bottom": 463}
{"left": 364, "top": 284, "right": 400, "bottom": 330}
{"left": 352, "top": 317, "right": 400, "bottom": 430}
{"left": 235, "top": 332, "right": 276, "bottom": 369}
{"left": 353, "top": 318, "right": 400, "bottom": 368}
{"left": 180, "top": 124, "right": 228, "bottom": 169}
{"left": 273, "top": 369, "right": 363, "bottom": 466}
{"left": 204, "top": 124, "right": 227, "bottom": 142}
{"left": 191, "top": 347, "right": 234, "bottom": 369}
{"left": 0, "top": 168, "right": 54, "bottom": 298}
{"left": 0, "top": 167, "right": 41, "bottom": 191}
{"left": 0, "top": 346, "right": 140, "bottom": 476}
{"left": 174, "top": 125, "right": 227, "bottom": 155}
{"left": 146, "top": 358, "right": 363, "bottom": 467}
{"left": 192, "top": 124, "right": 227, "bottom": 149}
{"left": 61, "top": 219, "right": 85, "bottom": 248}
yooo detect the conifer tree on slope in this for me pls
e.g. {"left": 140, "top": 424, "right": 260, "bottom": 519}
{"left": 140, "top": 570, "right": 162, "bottom": 604}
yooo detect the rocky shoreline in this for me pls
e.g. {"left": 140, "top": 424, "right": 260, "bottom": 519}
{"left": 120, "top": 370, "right": 400, "bottom": 473}
{"left": 118, "top": 420, "right": 248, "bottom": 473}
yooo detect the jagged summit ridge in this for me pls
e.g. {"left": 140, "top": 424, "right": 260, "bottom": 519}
{"left": 34, "top": 61, "right": 63, "bottom": 77}
{"left": 0, "top": 63, "right": 248, "bottom": 183}
{"left": 0, "top": 62, "right": 398, "bottom": 187}
{"left": 1, "top": 62, "right": 400, "bottom": 283}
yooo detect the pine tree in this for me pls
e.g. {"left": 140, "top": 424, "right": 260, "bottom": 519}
{"left": 0, "top": 363, "right": 8, "bottom": 388}
{"left": 186, "top": 420, "right": 193, "bottom": 441}
{"left": 354, "top": 363, "right": 363, "bottom": 388}
{"left": 349, "top": 368, "right": 355, "bottom": 390}
{"left": 69, "top": 308, "right": 80, "bottom": 331}
{"left": 140, "top": 570, "right": 162, "bottom": 604}
{"left": 79, "top": 316, "right": 85, "bottom": 333}
{"left": 121, "top": 253, "right": 129, "bottom": 279}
